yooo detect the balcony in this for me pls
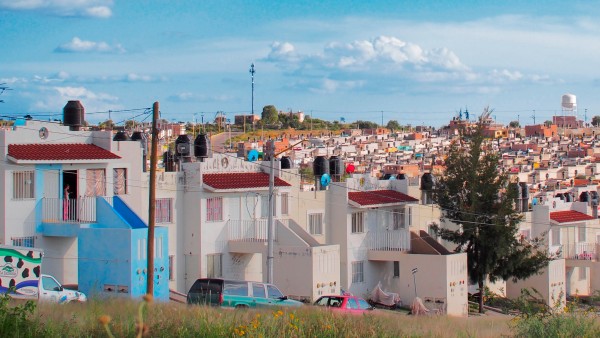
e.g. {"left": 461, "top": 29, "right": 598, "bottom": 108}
{"left": 227, "top": 219, "right": 278, "bottom": 242}
{"left": 366, "top": 229, "right": 410, "bottom": 261}
{"left": 562, "top": 242, "right": 598, "bottom": 261}
{"left": 42, "top": 197, "right": 99, "bottom": 224}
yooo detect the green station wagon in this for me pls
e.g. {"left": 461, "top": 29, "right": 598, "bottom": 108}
{"left": 187, "top": 278, "right": 303, "bottom": 309}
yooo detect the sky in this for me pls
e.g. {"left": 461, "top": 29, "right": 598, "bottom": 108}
{"left": 2, "top": 0, "right": 600, "bottom": 127}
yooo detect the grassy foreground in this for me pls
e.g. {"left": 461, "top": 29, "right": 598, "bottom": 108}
{"left": 2, "top": 296, "right": 599, "bottom": 337}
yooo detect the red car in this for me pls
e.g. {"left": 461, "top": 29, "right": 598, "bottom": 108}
{"left": 313, "top": 295, "right": 374, "bottom": 314}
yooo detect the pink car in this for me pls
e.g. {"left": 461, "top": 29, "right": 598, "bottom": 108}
{"left": 313, "top": 295, "right": 374, "bottom": 314}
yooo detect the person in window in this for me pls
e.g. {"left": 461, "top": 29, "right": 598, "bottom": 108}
{"left": 63, "top": 184, "right": 71, "bottom": 220}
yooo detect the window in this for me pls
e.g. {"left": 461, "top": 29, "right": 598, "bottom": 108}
{"left": 113, "top": 168, "right": 127, "bottom": 195}
{"left": 12, "top": 236, "right": 34, "bottom": 248}
{"left": 358, "top": 298, "right": 372, "bottom": 310}
{"left": 351, "top": 212, "right": 364, "bottom": 233}
{"left": 138, "top": 238, "right": 147, "bottom": 260}
{"left": 155, "top": 198, "right": 173, "bottom": 223}
{"left": 346, "top": 298, "right": 358, "bottom": 309}
{"left": 551, "top": 228, "right": 560, "bottom": 246}
{"left": 267, "top": 284, "right": 284, "bottom": 299}
{"left": 351, "top": 261, "right": 364, "bottom": 283}
{"left": 578, "top": 226, "right": 586, "bottom": 242}
{"left": 309, "top": 213, "right": 323, "bottom": 235}
{"left": 252, "top": 283, "right": 266, "bottom": 298}
{"left": 207, "top": 254, "right": 222, "bottom": 278}
{"left": 206, "top": 197, "right": 223, "bottom": 222}
{"left": 42, "top": 276, "right": 61, "bottom": 291}
{"left": 393, "top": 261, "right": 400, "bottom": 278}
{"left": 281, "top": 193, "right": 289, "bottom": 215}
{"left": 13, "top": 171, "right": 34, "bottom": 199}
{"left": 223, "top": 281, "right": 248, "bottom": 296}
{"left": 407, "top": 207, "right": 412, "bottom": 226}
{"left": 169, "top": 255, "right": 175, "bottom": 281}
{"left": 261, "top": 195, "right": 276, "bottom": 218}
{"left": 155, "top": 236, "right": 163, "bottom": 259}
{"left": 86, "top": 169, "right": 106, "bottom": 196}
{"left": 392, "top": 209, "right": 405, "bottom": 230}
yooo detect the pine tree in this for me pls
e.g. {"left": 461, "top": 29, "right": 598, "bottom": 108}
{"left": 432, "top": 107, "right": 553, "bottom": 313}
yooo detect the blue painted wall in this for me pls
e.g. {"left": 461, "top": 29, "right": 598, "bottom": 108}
{"left": 113, "top": 196, "right": 147, "bottom": 229}
{"left": 130, "top": 227, "right": 169, "bottom": 301}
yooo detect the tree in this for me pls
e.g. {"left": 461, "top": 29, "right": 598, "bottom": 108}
{"left": 98, "top": 119, "right": 114, "bottom": 130}
{"left": 509, "top": 120, "right": 520, "bottom": 128}
{"left": 355, "top": 120, "right": 378, "bottom": 129}
{"left": 592, "top": 116, "right": 600, "bottom": 127}
{"left": 544, "top": 120, "right": 553, "bottom": 127}
{"left": 386, "top": 120, "right": 401, "bottom": 131}
{"left": 261, "top": 105, "right": 279, "bottom": 125}
{"left": 432, "top": 107, "right": 553, "bottom": 314}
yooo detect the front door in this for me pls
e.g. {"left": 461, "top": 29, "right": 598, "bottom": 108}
{"left": 43, "top": 170, "right": 60, "bottom": 221}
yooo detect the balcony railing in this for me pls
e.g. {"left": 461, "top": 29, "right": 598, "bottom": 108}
{"left": 42, "top": 197, "right": 98, "bottom": 223}
{"left": 366, "top": 229, "right": 410, "bottom": 251}
{"left": 562, "top": 242, "right": 598, "bottom": 260}
{"left": 227, "top": 219, "right": 278, "bottom": 242}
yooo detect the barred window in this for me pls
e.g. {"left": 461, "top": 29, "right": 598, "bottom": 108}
{"left": 351, "top": 212, "right": 364, "bottom": 233}
{"left": 13, "top": 171, "right": 34, "bottom": 199}
{"left": 12, "top": 236, "right": 34, "bottom": 248}
{"left": 352, "top": 261, "right": 364, "bottom": 283}
{"left": 207, "top": 254, "right": 222, "bottom": 278}
{"left": 393, "top": 261, "right": 400, "bottom": 278}
{"left": 113, "top": 168, "right": 127, "bottom": 195}
{"left": 309, "top": 213, "right": 323, "bottom": 235}
{"left": 281, "top": 193, "right": 289, "bottom": 215}
{"left": 392, "top": 209, "right": 405, "bottom": 230}
{"left": 261, "top": 195, "right": 276, "bottom": 218}
{"left": 207, "top": 197, "right": 223, "bottom": 222}
{"left": 155, "top": 198, "right": 173, "bottom": 223}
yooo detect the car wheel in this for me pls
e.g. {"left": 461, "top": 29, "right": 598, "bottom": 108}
{"left": 235, "top": 304, "right": 248, "bottom": 309}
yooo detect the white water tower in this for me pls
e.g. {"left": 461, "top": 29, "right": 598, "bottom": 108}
{"left": 561, "top": 93, "right": 577, "bottom": 116}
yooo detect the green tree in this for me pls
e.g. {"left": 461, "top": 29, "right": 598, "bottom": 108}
{"left": 592, "top": 116, "right": 600, "bottom": 127}
{"left": 355, "top": 120, "right": 378, "bottom": 129}
{"left": 261, "top": 105, "right": 279, "bottom": 125}
{"left": 386, "top": 120, "right": 401, "bottom": 131}
{"left": 544, "top": 120, "right": 553, "bottom": 127}
{"left": 509, "top": 120, "right": 520, "bottom": 128}
{"left": 432, "top": 107, "right": 553, "bottom": 314}
{"left": 98, "top": 119, "right": 114, "bottom": 130}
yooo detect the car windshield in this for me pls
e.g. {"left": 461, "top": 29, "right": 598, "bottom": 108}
{"left": 267, "top": 284, "right": 284, "bottom": 299}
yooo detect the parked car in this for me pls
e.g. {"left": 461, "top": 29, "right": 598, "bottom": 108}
{"left": 313, "top": 295, "right": 374, "bottom": 314}
{"left": 187, "top": 278, "right": 303, "bottom": 309}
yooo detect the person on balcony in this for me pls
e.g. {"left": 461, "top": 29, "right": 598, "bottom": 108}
{"left": 63, "top": 184, "right": 71, "bottom": 220}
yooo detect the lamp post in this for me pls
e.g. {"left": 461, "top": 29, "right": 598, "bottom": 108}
{"left": 249, "top": 63, "right": 255, "bottom": 134}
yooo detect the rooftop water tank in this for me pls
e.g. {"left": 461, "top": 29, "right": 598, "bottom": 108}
{"left": 313, "top": 156, "right": 328, "bottom": 177}
{"left": 397, "top": 173, "right": 406, "bottom": 180}
{"left": 113, "top": 131, "right": 130, "bottom": 141}
{"left": 194, "top": 134, "right": 210, "bottom": 160}
{"left": 420, "top": 173, "right": 434, "bottom": 191}
{"left": 329, "top": 156, "right": 343, "bottom": 181}
{"left": 280, "top": 156, "right": 292, "bottom": 169}
{"left": 63, "top": 100, "right": 84, "bottom": 131}
{"left": 580, "top": 191, "right": 590, "bottom": 203}
{"left": 175, "top": 134, "right": 192, "bottom": 159}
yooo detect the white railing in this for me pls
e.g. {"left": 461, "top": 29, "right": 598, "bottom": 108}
{"left": 227, "top": 219, "right": 277, "bottom": 242}
{"left": 41, "top": 197, "right": 98, "bottom": 223}
{"left": 562, "top": 242, "right": 598, "bottom": 260}
{"left": 366, "top": 229, "right": 410, "bottom": 251}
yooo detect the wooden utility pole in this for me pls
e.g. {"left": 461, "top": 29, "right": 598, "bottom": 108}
{"left": 147, "top": 101, "right": 159, "bottom": 296}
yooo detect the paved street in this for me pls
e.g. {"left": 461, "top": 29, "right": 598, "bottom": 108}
{"left": 210, "top": 131, "right": 242, "bottom": 154}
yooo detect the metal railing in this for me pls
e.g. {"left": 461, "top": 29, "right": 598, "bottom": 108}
{"left": 41, "top": 197, "right": 98, "bottom": 223}
{"left": 366, "top": 229, "right": 410, "bottom": 251}
{"left": 562, "top": 242, "right": 598, "bottom": 260}
{"left": 227, "top": 219, "right": 277, "bottom": 242}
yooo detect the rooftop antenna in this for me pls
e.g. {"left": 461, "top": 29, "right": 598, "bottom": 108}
{"left": 249, "top": 63, "right": 255, "bottom": 134}
{"left": 531, "top": 110, "right": 536, "bottom": 125}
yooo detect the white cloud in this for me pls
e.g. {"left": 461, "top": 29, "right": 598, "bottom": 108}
{"left": 167, "top": 92, "right": 235, "bottom": 103}
{"left": 32, "top": 86, "right": 120, "bottom": 114}
{"left": 266, "top": 41, "right": 298, "bottom": 62}
{"left": 55, "top": 37, "right": 125, "bottom": 53}
{"left": 125, "top": 73, "right": 152, "bottom": 82}
{"left": 0, "top": 0, "right": 113, "bottom": 18}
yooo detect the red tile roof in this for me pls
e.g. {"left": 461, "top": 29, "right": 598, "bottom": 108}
{"left": 550, "top": 210, "right": 595, "bottom": 224}
{"left": 348, "top": 189, "right": 418, "bottom": 206}
{"left": 8, "top": 144, "right": 121, "bottom": 161}
{"left": 203, "top": 172, "right": 291, "bottom": 190}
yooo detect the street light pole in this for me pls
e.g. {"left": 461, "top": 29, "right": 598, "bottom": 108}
{"left": 249, "top": 63, "right": 255, "bottom": 134}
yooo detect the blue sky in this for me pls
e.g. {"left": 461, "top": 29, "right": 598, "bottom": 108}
{"left": 2, "top": 1, "right": 600, "bottom": 127}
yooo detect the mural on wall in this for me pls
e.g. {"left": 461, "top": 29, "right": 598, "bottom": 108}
{"left": 0, "top": 247, "right": 42, "bottom": 296}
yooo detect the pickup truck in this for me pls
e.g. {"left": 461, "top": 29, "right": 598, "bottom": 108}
{"left": 0, "top": 245, "right": 86, "bottom": 303}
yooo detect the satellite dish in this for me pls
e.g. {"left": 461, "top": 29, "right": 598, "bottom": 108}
{"left": 248, "top": 149, "right": 259, "bottom": 162}
{"left": 320, "top": 173, "right": 331, "bottom": 187}
{"left": 346, "top": 164, "right": 355, "bottom": 174}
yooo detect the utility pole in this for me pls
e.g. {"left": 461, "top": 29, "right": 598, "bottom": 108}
{"left": 531, "top": 110, "right": 536, "bottom": 125}
{"left": 147, "top": 101, "right": 159, "bottom": 296}
{"left": 249, "top": 63, "right": 255, "bottom": 135}
{"left": 266, "top": 139, "right": 275, "bottom": 283}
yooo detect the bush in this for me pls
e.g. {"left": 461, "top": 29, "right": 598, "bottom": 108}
{"left": 0, "top": 293, "right": 39, "bottom": 337}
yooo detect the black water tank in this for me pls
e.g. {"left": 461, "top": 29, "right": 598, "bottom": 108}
{"left": 194, "top": 134, "right": 210, "bottom": 159}
{"left": 113, "top": 131, "right": 130, "bottom": 141}
{"left": 163, "top": 151, "right": 175, "bottom": 172}
{"left": 382, "top": 173, "right": 393, "bottom": 180}
{"left": 175, "top": 134, "right": 192, "bottom": 158}
{"left": 591, "top": 191, "right": 599, "bottom": 201}
{"left": 580, "top": 191, "right": 590, "bottom": 202}
{"left": 280, "top": 156, "right": 292, "bottom": 169}
{"left": 421, "top": 173, "right": 434, "bottom": 190}
{"left": 313, "top": 156, "right": 328, "bottom": 176}
{"left": 131, "top": 131, "right": 145, "bottom": 141}
{"left": 329, "top": 156, "right": 343, "bottom": 179}
{"left": 555, "top": 193, "right": 564, "bottom": 200}
{"left": 519, "top": 182, "right": 529, "bottom": 198}
{"left": 564, "top": 193, "right": 572, "bottom": 202}
{"left": 397, "top": 173, "right": 406, "bottom": 180}
{"left": 63, "top": 100, "right": 84, "bottom": 131}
